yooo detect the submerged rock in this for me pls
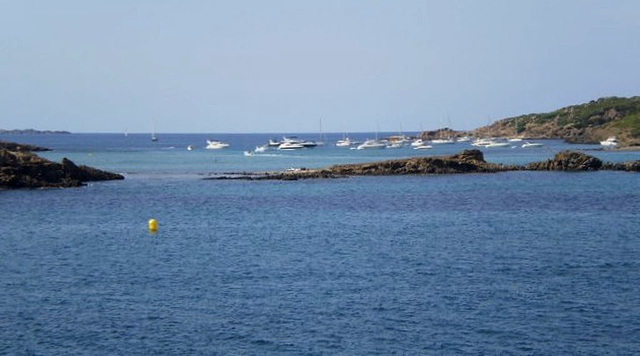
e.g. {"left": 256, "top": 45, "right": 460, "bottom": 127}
{"left": 0, "top": 148, "right": 123, "bottom": 189}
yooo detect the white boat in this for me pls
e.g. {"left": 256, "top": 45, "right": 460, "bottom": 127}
{"left": 386, "top": 142, "right": 403, "bottom": 149}
{"left": 413, "top": 144, "right": 433, "bottom": 150}
{"left": 206, "top": 140, "right": 230, "bottom": 149}
{"left": 600, "top": 136, "right": 619, "bottom": 148}
{"left": 336, "top": 138, "right": 352, "bottom": 147}
{"left": 431, "top": 138, "right": 456, "bottom": 144}
{"left": 484, "top": 140, "right": 511, "bottom": 148}
{"left": 187, "top": 145, "right": 195, "bottom": 151}
{"left": 356, "top": 139, "right": 386, "bottom": 150}
{"left": 457, "top": 136, "right": 472, "bottom": 142}
{"left": 522, "top": 141, "right": 543, "bottom": 148}
{"left": 268, "top": 139, "right": 281, "bottom": 147}
{"left": 254, "top": 145, "right": 268, "bottom": 153}
{"left": 278, "top": 142, "right": 305, "bottom": 150}
{"left": 411, "top": 139, "right": 428, "bottom": 147}
{"left": 508, "top": 137, "right": 523, "bottom": 142}
{"left": 471, "top": 138, "right": 492, "bottom": 147}
{"left": 243, "top": 150, "right": 254, "bottom": 156}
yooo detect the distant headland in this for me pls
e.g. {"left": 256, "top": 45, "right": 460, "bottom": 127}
{"left": 0, "top": 129, "right": 71, "bottom": 135}
{"left": 438, "top": 96, "right": 640, "bottom": 148}
{"left": 415, "top": 96, "right": 640, "bottom": 149}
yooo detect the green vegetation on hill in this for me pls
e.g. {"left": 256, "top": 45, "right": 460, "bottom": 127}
{"left": 474, "top": 96, "right": 640, "bottom": 147}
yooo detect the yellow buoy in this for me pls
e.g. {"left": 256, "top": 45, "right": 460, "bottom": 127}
{"left": 148, "top": 218, "right": 158, "bottom": 232}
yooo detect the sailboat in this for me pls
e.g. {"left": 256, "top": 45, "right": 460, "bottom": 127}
{"left": 151, "top": 120, "right": 158, "bottom": 141}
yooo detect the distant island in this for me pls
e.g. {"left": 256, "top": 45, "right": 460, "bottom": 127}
{"left": 0, "top": 129, "right": 71, "bottom": 135}
{"left": 470, "top": 96, "right": 640, "bottom": 147}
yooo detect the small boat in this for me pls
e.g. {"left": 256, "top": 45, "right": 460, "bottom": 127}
{"left": 187, "top": 145, "right": 195, "bottom": 151}
{"left": 484, "top": 140, "right": 511, "bottom": 148}
{"left": 431, "top": 138, "right": 456, "bottom": 144}
{"left": 254, "top": 145, "right": 268, "bottom": 153}
{"left": 600, "top": 136, "right": 619, "bottom": 148}
{"left": 457, "top": 136, "right": 472, "bottom": 142}
{"left": 336, "top": 137, "right": 352, "bottom": 147}
{"left": 522, "top": 141, "right": 543, "bottom": 148}
{"left": 268, "top": 139, "right": 281, "bottom": 147}
{"left": 411, "top": 139, "right": 428, "bottom": 147}
{"left": 206, "top": 140, "right": 230, "bottom": 149}
{"left": 508, "top": 137, "right": 524, "bottom": 142}
{"left": 278, "top": 142, "right": 305, "bottom": 150}
{"left": 413, "top": 144, "right": 433, "bottom": 150}
{"left": 243, "top": 150, "right": 254, "bottom": 156}
{"left": 356, "top": 140, "right": 386, "bottom": 150}
{"left": 471, "top": 138, "right": 492, "bottom": 147}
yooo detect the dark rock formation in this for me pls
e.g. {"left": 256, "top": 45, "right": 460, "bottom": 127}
{"left": 526, "top": 151, "right": 603, "bottom": 171}
{"left": 329, "top": 149, "right": 505, "bottom": 176}
{"left": 1, "top": 148, "right": 124, "bottom": 189}
{"left": 208, "top": 149, "right": 638, "bottom": 181}
{"left": 0, "top": 140, "right": 50, "bottom": 152}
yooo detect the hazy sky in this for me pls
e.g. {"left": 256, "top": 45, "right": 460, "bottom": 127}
{"left": 1, "top": 0, "right": 639, "bottom": 133}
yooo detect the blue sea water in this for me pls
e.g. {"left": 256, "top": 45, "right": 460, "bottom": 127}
{"left": 1, "top": 133, "right": 639, "bottom": 355}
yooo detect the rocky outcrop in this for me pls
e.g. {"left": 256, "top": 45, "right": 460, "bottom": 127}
{"left": 1, "top": 148, "right": 124, "bottom": 189}
{"left": 0, "top": 140, "right": 50, "bottom": 152}
{"left": 525, "top": 151, "right": 603, "bottom": 171}
{"left": 329, "top": 149, "right": 506, "bottom": 175}
{"left": 209, "top": 149, "right": 639, "bottom": 181}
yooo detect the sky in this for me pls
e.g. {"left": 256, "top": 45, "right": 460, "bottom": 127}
{"left": 1, "top": 0, "right": 639, "bottom": 134}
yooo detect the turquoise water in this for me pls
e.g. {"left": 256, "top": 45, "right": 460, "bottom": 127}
{"left": 1, "top": 133, "right": 640, "bottom": 354}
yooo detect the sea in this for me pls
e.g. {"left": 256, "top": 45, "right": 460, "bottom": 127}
{"left": 1, "top": 133, "right": 639, "bottom": 355}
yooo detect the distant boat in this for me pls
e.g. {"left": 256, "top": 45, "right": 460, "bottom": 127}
{"left": 206, "top": 140, "right": 230, "bottom": 149}
{"left": 254, "top": 145, "right": 268, "bottom": 153}
{"left": 411, "top": 139, "right": 428, "bottom": 147}
{"left": 187, "top": 145, "right": 195, "bottom": 151}
{"left": 522, "top": 141, "right": 543, "bottom": 148}
{"left": 600, "top": 136, "right": 619, "bottom": 148}
{"left": 278, "top": 141, "right": 305, "bottom": 150}
{"left": 268, "top": 139, "right": 282, "bottom": 147}
{"left": 484, "top": 140, "right": 511, "bottom": 148}
{"left": 431, "top": 138, "right": 456, "bottom": 144}
{"left": 356, "top": 139, "right": 386, "bottom": 150}
{"left": 457, "top": 136, "right": 471, "bottom": 142}
{"left": 336, "top": 137, "right": 352, "bottom": 147}
{"left": 413, "top": 144, "right": 433, "bottom": 150}
{"left": 151, "top": 134, "right": 158, "bottom": 142}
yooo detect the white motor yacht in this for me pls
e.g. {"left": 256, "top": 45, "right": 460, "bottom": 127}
{"left": 356, "top": 140, "right": 386, "bottom": 150}
{"left": 431, "top": 138, "right": 456, "bottom": 144}
{"left": 600, "top": 137, "right": 619, "bottom": 148}
{"left": 522, "top": 141, "right": 544, "bottom": 148}
{"left": 411, "top": 139, "right": 428, "bottom": 147}
{"left": 278, "top": 142, "right": 305, "bottom": 150}
{"left": 484, "top": 140, "right": 511, "bottom": 148}
{"left": 336, "top": 138, "right": 352, "bottom": 147}
{"left": 206, "top": 140, "right": 230, "bottom": 149}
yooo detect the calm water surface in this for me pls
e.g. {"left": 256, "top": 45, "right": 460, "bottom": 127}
{"left": 1, "top": 134, "right": 639, "bottom": 354}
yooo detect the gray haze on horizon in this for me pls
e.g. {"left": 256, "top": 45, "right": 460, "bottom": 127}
{"left": 1, "top": 0, "right": 639, "bottom": 134}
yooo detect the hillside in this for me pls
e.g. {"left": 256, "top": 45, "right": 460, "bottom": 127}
{"left": 473, "top": 96, "right": 640, "bottom": 147}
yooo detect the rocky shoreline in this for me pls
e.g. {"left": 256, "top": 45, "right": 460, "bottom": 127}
{"left": 206, "top": 149, "right": 640, "bottom": 181}
{"left": 1, "top": 141, "right": 124, "bottom": 189}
